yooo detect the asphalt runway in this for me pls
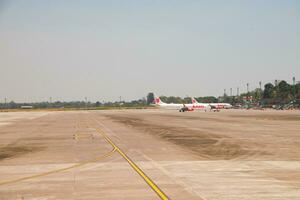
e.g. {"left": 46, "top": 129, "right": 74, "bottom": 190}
{"left": 0, "top": 109, "right": 300, "bottom": 199}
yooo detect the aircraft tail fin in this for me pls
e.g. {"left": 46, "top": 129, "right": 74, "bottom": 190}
{"left": 154, "top": 97, "right": 165, "bottom": 105}
{"left": 191, "top": 97, "right": 199, "bottom": 104}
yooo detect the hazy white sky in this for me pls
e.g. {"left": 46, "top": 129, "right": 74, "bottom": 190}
{"left": 0, "top": 0, "right": 299, "bottom": 102}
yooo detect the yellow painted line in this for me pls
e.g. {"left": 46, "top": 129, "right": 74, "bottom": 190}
{"left": 96, "top": 128, "right": 169, "bottom": 200}
{"left": 0, "top": 148, "right": 116, "bottom": 186}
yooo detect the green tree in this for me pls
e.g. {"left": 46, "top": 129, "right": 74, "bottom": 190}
{"left": 183, "top": 97, "right": 191, "bottom": 104}
{"left": 196, "top": 96, "right": 218, "bottom": 103}
{"left": 253, "top": 88, "right": 263, "bottom": 102}
{"left": 159, "top": 96, "right": 168, "bottom": 103}
{"left": 278, "top": 80, "right": 292, "bottom": 101}
{"left": 295, "top": 82, "right": 300, "bottom": 99}
{"left": 95, "top": 101, "right": 101, "bottom": 107}
{"left": 263, "top": 83, "right": 274, "bottom": 98}
{"left": 167, "top": 96, "right": 181, "bottom": 103}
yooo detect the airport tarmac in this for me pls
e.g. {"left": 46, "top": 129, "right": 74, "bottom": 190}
{"left": 0, "top": 109, "right": 300, "bottom": 200}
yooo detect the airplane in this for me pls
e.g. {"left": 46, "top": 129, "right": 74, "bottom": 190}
{"left": 154, "top": 97, "right": 211, "bottom": 112}
{"left": 153, "top": 97, "right": 183, "bottom": 110}
{"left": 191, "top": 97, "right": 232, "bottom": 109}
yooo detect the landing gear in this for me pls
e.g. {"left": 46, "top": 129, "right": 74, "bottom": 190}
{"left": 180, "top": 107, "right": 191, "bottom": 112}
{"left": 179, "top": 108, "right": 185, "bottom": 112}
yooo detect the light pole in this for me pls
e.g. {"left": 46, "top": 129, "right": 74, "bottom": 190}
{"left": 259, "top": 81, "right": 262, "bottom": 90}
{"left": 246, "top": 83, "right": 250, "bottom": 103}
{"left": 49, "top": 97, "right": 52, "bottom": 108}
{"left": 237, "top": 87, "right": 239, "bottom": 96}
{"left": 85, "top": 97, "right": 87, "bottom": 110}
{"left": 259, "top": 81, "right": 262, "bottom": 103}
{"left": 293, "top": 77, "right": 296, "bottom": 100}
{"left": 246, "top": 83, "right": 249, "bottom": 93}
{"left": 274, "top": 80, "right": 279, "bottom": 99}
{"left": 229, "top": 88, "right": 232, "bottom": 104}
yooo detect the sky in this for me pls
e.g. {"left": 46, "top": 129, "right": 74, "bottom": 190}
{"left": 0, "top": 0, "right": 299, "bottom": 102}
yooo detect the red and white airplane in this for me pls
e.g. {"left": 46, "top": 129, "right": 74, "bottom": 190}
{"left": 154, "top": 97, "right": 211, "bottom": 112}
{"left": 191, "top": 97, "right": 232, "bottom": 109}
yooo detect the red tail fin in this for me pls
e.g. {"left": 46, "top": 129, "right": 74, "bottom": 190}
{"left": 154, "top": 97, "right": 161, "bottom": 104}
{"left": 191, "top": 97, "right": 198, "bottom": 104}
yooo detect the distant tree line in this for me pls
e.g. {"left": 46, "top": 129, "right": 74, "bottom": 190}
{"left": 146, "top": 79, "right": 300, "bottom": 107}
{"left": 0, "top": 101, "right": 94, "bottom": 109}
{"left": 0, "top": 99, "right": 148, "bottom": 109}
{"left": 236, "top": 80, "right": 300, "bottom": 105}
{"left": 1, "top": 80, "right": 299, "bottom": 109}
{"left": 215, "top": 80, "right": 299, "bottom": 108}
